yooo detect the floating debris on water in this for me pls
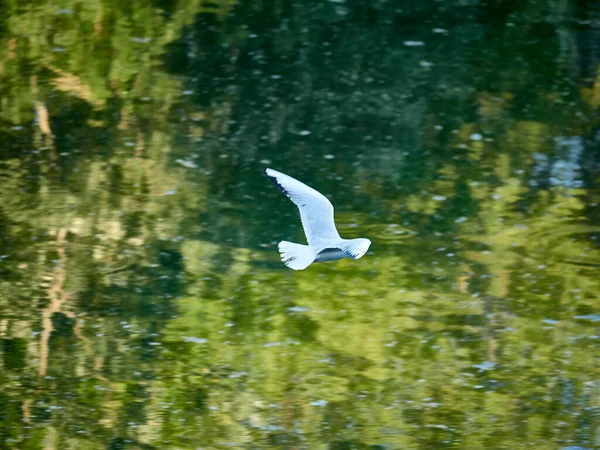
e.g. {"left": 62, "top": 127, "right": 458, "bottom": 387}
{"left": 574, "top": 314, "right": 600, "bottom": 322}
{"left": 176, "top": 159, "right": 198, "bottom": 168}
{"left": 542, "top": 319, "right": 559, "bottom": 325}
{"left": 473, "top": 361, "right": 496, "bottom": 371}
{"left": 310, "top": 400, "right": 328, "bottom": 407}
{"left": 182, "top": 336, "right": 208, "bottom": 344}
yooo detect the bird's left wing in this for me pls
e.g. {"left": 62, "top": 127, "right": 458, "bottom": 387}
{"left": 266, "top": 168, "right": 341, "bottom": 246}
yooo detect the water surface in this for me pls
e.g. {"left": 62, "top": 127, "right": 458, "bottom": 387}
{"left": 0, "top": 1, "right": 599, "bottom": 449}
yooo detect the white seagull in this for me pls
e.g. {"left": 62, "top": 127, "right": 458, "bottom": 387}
{"left": 266, "top": 168, "right": 371, "bottom": 270}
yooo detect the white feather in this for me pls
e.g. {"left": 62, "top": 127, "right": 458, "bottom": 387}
{"left": 344, "top": 238, "right": 371, "bottom": 259}
{"left": 278, "top": 241, "right": 316, "bottom": 270}
{"left": 266, "top": 168, "right": 341, "bottom": 247}
{"left": 266, "top": 168, "right": 371, "bottom": 270}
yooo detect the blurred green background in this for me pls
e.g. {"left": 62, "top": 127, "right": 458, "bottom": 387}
{"left": 0, "top": 0, "right": 599, "bottom": 448}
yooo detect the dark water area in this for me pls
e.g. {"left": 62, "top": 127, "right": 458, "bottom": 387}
{"left": 0, "top": 0, "right": 599, "bottom": 448}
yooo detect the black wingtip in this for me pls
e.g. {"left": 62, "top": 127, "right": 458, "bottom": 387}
{"left": 264, "top": 168, "right": 276, "bottom": 181}
{"left": 264, "top": 168, "right": 276, "bottom": 184}
{"left": 264, "top": 168, "right": 291, "bottom": 197}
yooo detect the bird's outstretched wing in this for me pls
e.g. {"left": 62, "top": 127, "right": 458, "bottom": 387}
{"left": 266, "top": 168, "right": 341, "bottom": 247}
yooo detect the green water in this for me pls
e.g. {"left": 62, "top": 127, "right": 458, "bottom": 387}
{"left": 0, "top": 1, "right": 599, "bottom": 449}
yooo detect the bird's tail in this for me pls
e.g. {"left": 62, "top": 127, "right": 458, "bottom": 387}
{"left": 278, "top": 241, "right": 316, "bottom": 270}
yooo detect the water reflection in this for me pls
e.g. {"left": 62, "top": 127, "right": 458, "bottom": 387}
{"left": 0, "top": 0, "right": 599, "bottom": 449}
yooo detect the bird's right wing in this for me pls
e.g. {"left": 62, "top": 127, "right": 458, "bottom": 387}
{"left": 266, "top": 168, "right": 341, "bottom": 246}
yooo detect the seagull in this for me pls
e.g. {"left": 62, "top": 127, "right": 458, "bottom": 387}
{"left": 265, "top": 168, "right": 371, "bottom": 270}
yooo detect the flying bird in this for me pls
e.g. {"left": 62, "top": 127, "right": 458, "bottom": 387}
{"left": 265, "top": 168, "right": 371, "bottom": 270}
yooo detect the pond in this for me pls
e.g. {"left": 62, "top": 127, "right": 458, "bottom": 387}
{"left": 0, "top": 1, "right": 599, "bottom": 449}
